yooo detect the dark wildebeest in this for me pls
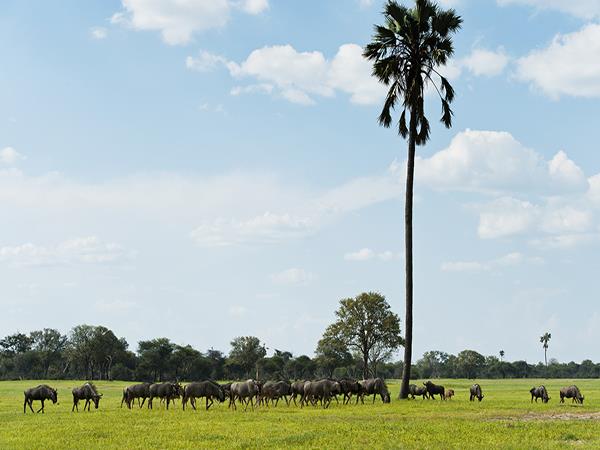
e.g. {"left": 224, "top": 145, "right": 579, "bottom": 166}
{"left": 530, "top": 385, "right": 550, "bottom": 403}
{"left": 409, "top": 384, "right": 428, "bottom": 400}
{"left": 424, "top": 381, "right": 445, "bottom": 400}
{"left": 339, "top": 379, "right": 362, "bottom": 404}
{"left": 229, "top": 380, "right": 260, "bottom": 411}
{"left": 148, "top": 382, "right": 179, "bottom": 409}
{"left": 469, "top": 384, "right": 484, "bottom": 402}
{"left": 560, "top": 385, "right": 584, "bottom": 404}
{"left": 445, "top": 388, "right": 455, "bottom": 400}
{"left": 359, "top": 378, "right": 391, "bottom": 404}
{"left": 290, "top": 381, "right": 305, "bottom": 406}
{"left": 301, "top": 379, "right": 341, "bottom": 408}
{"left": 72, "top": 383, "right": 102, "bottom": 412}
{"left": 260, "top": 381, "right": 292, "bottom": 407}
{"left": 24, "top": 384, "right": 58, "bottom": 414}
{"left": 122, "top": 382, "right": 151, "bottom": 409}
{"left": 182, "top": 381, "right": 225, "bottom": 411}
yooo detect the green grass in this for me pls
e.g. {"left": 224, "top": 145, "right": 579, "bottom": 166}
{"left": 1, "top": 379, "right": 599, "bottom": 449}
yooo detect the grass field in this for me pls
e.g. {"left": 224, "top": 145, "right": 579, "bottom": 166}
{"left": 1, "top": 378, "right": 599, "bottom": 449}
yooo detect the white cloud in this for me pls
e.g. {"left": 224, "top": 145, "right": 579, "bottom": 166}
{"left": 415, "top": 130, "right": 587, "bottom": 194}
{"left": 478, "top": 197, "right": 539, "bottom": 239}
{"left": 589, "top": 174, "right": 600, "bottom": 204}
{"left": 0, "top": 236, "right": 130, "bottom": 267}
{"left": 90, "top": 27, "right": 108, "bottom": 40}
{"left": 497, "top": 0, "right": 600, "bottom": 20}
{"left": 112, "top": 0, "right": 268, "bottom": 45}
{"left": 530, "top": 233, "right": 600, "bottom": 250}
{"left": 461, "top": 48, "right": 509, "bottom": 77}
{"left": 344, "top": 248, "right": 400, "bottom": 262}
{"left": 441, "top": 252, "right": 542, "bottom": 272}
{"left": 190, "top": 213, "right": 314, "bottom": 247}
{"left": 186, "top": 50, "right": 228, "bottom": 72}
{"left": 270, "top": 268, "right": 314, "bottom": 286}
{"left": 0, "top": 147, "right": 24, "bottom": 165}
{"left": 516, "top": 24, "right": 600, "bottom": 99}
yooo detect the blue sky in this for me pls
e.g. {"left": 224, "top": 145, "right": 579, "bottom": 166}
{"left": 1, "top": 0, "right": 600, "bottom": 363}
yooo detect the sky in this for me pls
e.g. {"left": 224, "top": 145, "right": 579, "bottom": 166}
{"left": 1, "top": 0, "right": 600, "bottom": 364}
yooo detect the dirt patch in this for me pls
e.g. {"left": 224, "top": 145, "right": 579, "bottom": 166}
{"left": 490, "top": 412, "right": 600, "bottom": 422}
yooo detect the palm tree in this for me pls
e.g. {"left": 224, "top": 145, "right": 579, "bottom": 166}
{"left": 499, "top": 350, "right": 505, "bottom": 362}
{"left": 540, "top": 332, "right": 551, "bottom": 369}
{"left": 364, "top": 0, "right": 462, "bottom": 399}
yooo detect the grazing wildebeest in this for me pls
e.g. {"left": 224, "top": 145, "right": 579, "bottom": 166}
{"left": 409, "top": 384, "right": 428, "bottom": 400}
{"left": 72, "top": 383, "right": 102, "bottom": 412}
{"left": 445, "top": 388, "right": 455, "bottom": 400}
{"left": 182, "top": 381, "right": 225, "bottom": 411}
{"left": 260, "top": 381, "right": 292, "bottom": 407}
{"left": 290, "top": 381, "right": 305, "bottom": 406}
{"left": 339, "top": 379, "right": 362, "bottom": 404}
{"left": 24, "top": 385, "right": 58, "bottom": 414}
{"left": 560, "top": 385, "right": 584, "bottom": 404}
{"left": 530, "top": 386, "right": 550, "bottom": 403}
{"left": 359, "top": 378, "right": 391, "bottom": 404}
{"left": 148, "top": 382, "right": 179, "bottom": 409}
{"left": 301, "top": 379, "right": 341, "bottom": 408}
{"left": 229, "top": 380, "right": 260, "bottom": 411}
{"left": 424, "top": 381, "right": 445, "bottom": 400}
{"left": 123, "top": 382, "right": 151, "bottom": 409}
{"left": 469, "top": 384, "right": 484, "bottom": 402}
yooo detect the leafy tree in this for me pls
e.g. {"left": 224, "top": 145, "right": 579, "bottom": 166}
{"left": 0, "top": 333, "right": 33, "bottom": 356}
{"left": 456, "top": 350, "right": 485, "bottom": 379}
{"left": 364, "top": 0, "right": 462, "bottom": 398}
{"left": 228, "top": 336, "right": 266, "bottom": 379}
{"left": 320, "top": 292, "right": 403, "bottom": 379}
{"left": 499, "top": 350, "right": 505, "bottom": 362}
{"left": 540, "top": 332, "right": 551, "bottom": 371}
{"left": 30, "top": 328, "right": 68, "bottom": 378}
{"left": 206, "top": 348, "right": 226, "bottom": 380}
{"left": 137, "top": 338, "right": 174, "bottom": 381}
{"left": 314, "top": 338, "right": 353, "bottom": 377}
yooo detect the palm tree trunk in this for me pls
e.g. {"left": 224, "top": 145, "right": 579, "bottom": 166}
{"left": 399, "top": 110, "right": 417, "bottom": 399}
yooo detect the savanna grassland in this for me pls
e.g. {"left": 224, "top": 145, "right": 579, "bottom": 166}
{"left": 1, "top": 379, "right": 599, "bottom": 449}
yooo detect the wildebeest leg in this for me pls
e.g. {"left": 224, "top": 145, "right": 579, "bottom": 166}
{"left": 72, "top": 398, "right": 77, "bottom": 412}
{"left": 27, "top": 399, "right": 35, "bottom": 413}
{"left": 206, "top": 397, "right": 213, "bottom": 410}
{"left": 37, "top": 399, "right": 45, "bottom": 413}
{"left": 166, "top": 398, "right": 170, "bottom": 410}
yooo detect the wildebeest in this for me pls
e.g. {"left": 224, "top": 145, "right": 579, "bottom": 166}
{"left": 560, "top": 385, "right": 584, "bottom": 404}
{"left": 24, "top": 384, "right": 58, "bottom": 414}
{"left": 530, "top": 385, "right": 550, "bottom": 403}
{"left": 182, "top": 381, "right": 225, "bottom": 411}
{"left": 301, "top": 379, "right": 341, "bottom": 408}
{"left": 409, "top": 384, "right": 428, "bottom": 400}
{"left": 122, "top": 382, "right": 151, "bottom": 409}
{"left": 424, "top": 381, "right": 445, "bottom": 400}
{"left": 148, "top": 382, "right": 180, "bottom": 409}
{"left": 290, "top": 381, "right": 305, "bottom": 406}
{"left": 445, "top": 388, "right": 455, "bottom": 400}
{"left": 469, "top": 384, "right": 483, "bottom": 402}
{"left": 358, "top": 378, "right": 390, "bottom": 404}
{"left": 72, "top": 383, "right": 102, "bottom": 412}
{"left": 229, "top": 380, "right": 260, "bottom": 411}
{"left": 260, "top": 381, "right": 292, "bottom": 407}
{"left": 339, "top": 378, "right": 362, "bottom": 404}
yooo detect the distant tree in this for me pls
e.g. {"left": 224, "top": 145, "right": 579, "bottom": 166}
{"left": 228, "top": 336, "right": 266, "bottom": 379}
{"left": 137, "top": 338, "right": 174, "bottom": 381}
{"left": 30, "top": 328, "right": 68, "bottom": 378}
{"left": 170, "top": 345, "right": 202, "bottom": 380}
{"left": 0, "top": 333, "right": 33, "bottom": 356}
{"left": 320, "top": 292, "right": 403, "bottom": 379}
{"left": 206, "top": 348, "right": 226, "bottom": 380}
{"left": 540, "top": 332, "right": 551, "bottom": 371}
{"left": 499, "top": 350, "right": 505, "bottom": 362}
{"left": 364, "top": 0, "right": 462, "bottom": 399}
{"left": 314, "top": 338, "right": 353, "bottom": 377}
{"left": 456, "top": 350, "right": 485, "bottom": 379}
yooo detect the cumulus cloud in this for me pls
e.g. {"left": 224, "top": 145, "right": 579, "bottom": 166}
{"left": 344, "top": 248, "right": 400, "bottom": 262}
{"left": 516, "top": 24, "right": 600, "bottom": 99}
{"left": 111, "top": 0, "right": 268, "bottom": 45}
{"left": 270, "top": 268, "right": 315, "bottom": 286}
{"left": 0, "top": 147, "right": 24, "bottom": 165}
{"left": 477, "top": 197, "right": 540, "bottom": 239}
{"left": 90, "top": 27, "right": 108, "bottom": 39}
{"left": 461, "top": 48, "right": 510, "bottom": 77}
{"left": 415, "top": 130, "right": 588, "bottom": 194}
{"left": 0, "top": 236, "right": 130, "bottom": 267}
{"left": 441, "top": 252, "right": 543, "bottom": 272}
{"left": 497, "top": 0, "right": 600, "bottom": 20}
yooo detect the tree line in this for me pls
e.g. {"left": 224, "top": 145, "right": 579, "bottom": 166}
{"left": 1, "top": 325, "right": 599, "bottom": 381}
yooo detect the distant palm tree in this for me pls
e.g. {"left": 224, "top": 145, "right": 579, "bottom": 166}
{"left": 540, "top": 332, "right": 551, "bottom": 369}
{"left": 499, "top": 350, "right": 505, "bottom": 362}
{"left": 364, "top": 0, "right": 462, "bottom": 399}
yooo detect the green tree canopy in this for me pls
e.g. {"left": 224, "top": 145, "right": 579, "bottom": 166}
{"left": 228, "top": 336, "right": 266, "bottom": 379}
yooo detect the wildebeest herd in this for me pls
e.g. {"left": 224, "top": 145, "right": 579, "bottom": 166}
{"left": 22, "top": 379, "right": 587, "bottom": 413}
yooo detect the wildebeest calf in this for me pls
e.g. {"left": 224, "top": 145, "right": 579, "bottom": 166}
{"left": 469, "top": 384, "right": 484, "bottom": 402}
{"left": 560, "top": 385, "right": 584, "bottom": 404}
{"left": 409, "top": 384, "right": 428, "bottom": 399}
{"left": 424, "top": 381, "right": 445, "bottom": 400}
{"left": 445, "top": 388, "right": 455, "bottom": 400}
{"left": 530, "top": 385, "right": 550, "bottom": 403}
{"left": 72, "top": 382, "right": 102, "bottom": 412}
{"left": 24, "top": 385, "right": 58, "bottom": 414}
